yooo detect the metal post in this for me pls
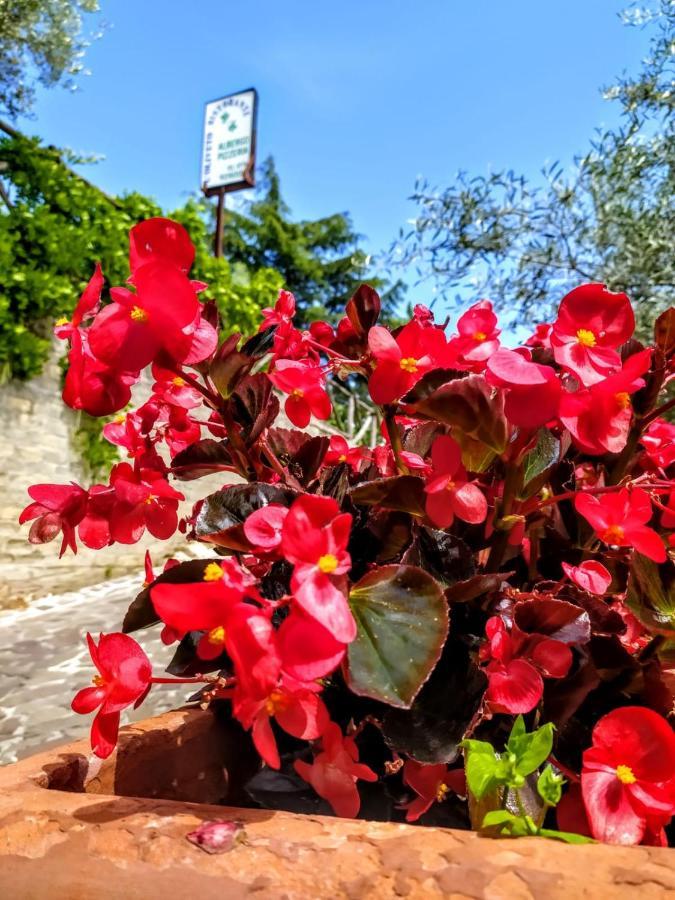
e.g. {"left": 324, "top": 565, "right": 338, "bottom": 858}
{"left": 214, "top": 189, "right": 226, "bottom": 258}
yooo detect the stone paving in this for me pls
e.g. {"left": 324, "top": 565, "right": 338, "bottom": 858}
{"left": 0, "top": 571, "right": 197, "bottom": 764}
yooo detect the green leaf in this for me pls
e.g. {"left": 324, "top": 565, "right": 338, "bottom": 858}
{"left": 482, "top": 809, "right": 532, "bottom": 837}
{"left": 626, "top": 553, "right": 675, "bottom": 637}
{"left": 537, "top": 765, "right": 564, "bottom": 806}
{"left": 538, "top": 828, "right": 594, "bottom": 845}
{"left": 345, "top": 565, "right": 449, "bottom": 708}
{"left": 506, "top": 715, "right": 527, "bottom": 750}
{"left": 520, "top": 428, "right": 560, "bottom": 497}
{"left": 508, "top": 722, "right": 555, "bottom": 777}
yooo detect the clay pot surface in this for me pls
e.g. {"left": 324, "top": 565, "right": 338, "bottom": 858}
{"left": 0, "top": 706, "right": 674, "bottom": 899}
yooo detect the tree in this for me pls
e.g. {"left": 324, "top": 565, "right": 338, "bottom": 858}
{"left": 221, "top": 156, "right": 404, "bottom": 321}
{"left": 0, "top": 0, "right": 101, "bottom": 118}
{"left": 0, "top": 128, "right": 282, "bottom": 381}
{"left": 397, "top": 1, "right": 674, "bottom": 333}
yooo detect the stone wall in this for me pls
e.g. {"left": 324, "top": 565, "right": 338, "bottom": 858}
{"left": 0, "top": 347, "right": 230, "bottom": 607}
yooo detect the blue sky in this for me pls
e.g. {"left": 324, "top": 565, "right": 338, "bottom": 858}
{"left": 17, "top": 1, "right": 651, "bottom": 306}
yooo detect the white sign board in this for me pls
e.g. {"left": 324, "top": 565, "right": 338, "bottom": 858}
{"left": 201, "top": 88, "right": 257, "bottom": 195}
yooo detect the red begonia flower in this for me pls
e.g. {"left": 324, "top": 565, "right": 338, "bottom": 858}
{"left": 277, "top": 611, "right": 347, "bottom": 682}
{"left": 480, "top": 616, "right": 572, "bottom": 714}
{"left": 401, "top": 760, "right": 466, "bottom": 822}
{"left": 54, "top": 262, "right": 104, "bottom": 340}
{"left": 446, "top": 300, "right": 501, "bottom": 371}
{"left": 368, "top": 321, "right": 448, "bottom": 404}
{"left": 551, "top": 283, "right": 635, "bottom": 386}
{"left": 109, "top": 463, "right": 184, "bottom": 544}
{"left": 581, "top": 706, "right": 675, "bottom": 845}
{"left": 486, "top": 348, "right": 561, "bottom": 429}
{"left": 575, "top": 487, "right": 665, "bottom": 563}
{"left": 151, "top": 365, "right": 203, "bottom": 409}
{"left": 413, "top": 303, "right": 435, "bottom": 327}
{"left": 233, "top": 678, "right": 329, "bottom": 769}
{"left": 562, "top": 560, "right": 612, "bottom": 595}
{"left": 281, "top": 494, "right": 356, "bottom": 643}
{"left": 269, "top": 360, "right": 331, "bottom": 427}
{"left": 63, "top": 330, "right": 138, "bottom": 416}
{"left": 525, "top": 323, "right": 552, "bottom": 349}
{"left": 88, "top": 262, "right": 200, "bottom": 371}
{"left": 642, "top": 418, "right": 675, "bottom": 470}
{"left": 559, "top": 349, "right": 651, "bottom": 455}
{"left": 71, "top": 632, "right": 152, "bottom": 759}
{"left": 19, "top": 482, "right": 88, "bottom": 556}
{"left": 294, "top": 721, "right": 378, "bottom": 818}
{"left": 424, "top": 435, "right": 488, "bottom": 528}
{"left": 244, "top": 504, "right": 289, "bottom": 551}
{"left": 259, "top": 290, "right": 296, "bottom": 331}
{"left": 129, "top": 217, "right": 195, "bottom": 276}
{"left": 324, "top": 435, "right": 371, "bottom": 473}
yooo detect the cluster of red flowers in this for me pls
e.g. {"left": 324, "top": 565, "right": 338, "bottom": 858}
{"left": 23, "top": 218, "right": 675, "bottom": 844}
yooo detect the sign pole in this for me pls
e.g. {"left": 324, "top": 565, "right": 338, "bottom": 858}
{"left": 214, "top": 189, "right": 226, "bottom": 258}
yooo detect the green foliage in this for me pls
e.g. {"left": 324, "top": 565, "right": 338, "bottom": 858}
{"left": 221, "top": 156, "right": 405, "bottom": 321}
{"left": 398, "top": 1, "right": 674, "bottom": 331}
{"left": 0, "top": 0, "right": 101, "bottom": 118}
{"left": 0, "top": 131, "right": 282, "bottom": 381}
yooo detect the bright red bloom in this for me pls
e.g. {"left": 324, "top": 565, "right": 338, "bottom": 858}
{"left": 281, "top": 494, "right": 356, "bottom": 643}
{"left": 128, "top": 217, "right": 195, "bottom": 276}
{"left": 525, "top": 323, "right": 552, "bottom": 349}
{"left": 294, "top": 721, "right": 378, "bottom": 818}
{"left": 401, "top": 760, "right": 466, "bottom": 822}
{"left": 276, "top": 611, "right": 348, "bottom": 682}
{"left": 559, "top": 349, "right": 651, "bottom": 455}
{"left": 269, "top": 360, "right": 331, "bottom": 427}
{"left": 151, "top": 365, "right": 202, "bottom": 409}
{"left": 447, "top": 300, "right": 500, "bottom": 371}
{"left": 63, "top": 330, "right": 138, "bottom": 416}
{"left": 412, "top": 303, "right": 435, "bottom": 327}
{"left": 581, "top": 706, "right": 675, "bottom": 845}
{"left": 260, "top": 290, "right": 296, "bottom": 331}
{"left": 19, "top": 482, "right": 88, "bottom": 556}
{"left": 54, "top": 263, "right": 104, "bottom": 340}
{"left": 575, "top": 487, "right": 665, "bottom": 563}
{"left": 233, "top": 677, "right": 329, "bottom": 769}
{"left": 551, "top": 283, "right": 635, "bottom": 386}
{"left": 486, "top": 348, "right": 561, "bottom": 429}
{"left": 424, "top": 435, "right": 487, "bottom": 529}
{"left": 368, "top": 321, "right": 448, "bottom": 404}
{"left": 562, "top": 560, "right": 612, "bottom": 595}
{"left": 480, "top": 616, "right": 572, "bottom": 714}
{"left": 243, "top": 504, "right": 289, "bottom": 552}
{"left": 108, "top": 463, "right": 184, "bottom": 544}
{"left": 88, "top": 262, "right": 201, "bottom": 371}
{"left": 324, "top": 435, "right": 372, "bottom": 473}
{"left": 71, "top": 632, "right": 152, "bottom": 759}
{"left": 642, "top": 418, "right": 675, "bottom": 470}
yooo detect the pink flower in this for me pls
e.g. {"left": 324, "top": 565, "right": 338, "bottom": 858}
{"left": 71, "top": 633, "right": 152, "bottom": 758}
{"left": 486, "top": 348, "right": 561, "bottom": 429}
{"left": 551, "top": 283, "right": 635, "bottom": 386}
{"left": 575, "top": 488, "right": 665, "bottom": 563}
{"left": 368, "top": 321, "right": 448, "bottom": 404}
{"left": 581, "top": 706, "right": 675, "bottom": 845}
{"left": 424, "top": 435, "right": 487, "bottom": 529}
{"left": 294, "top": 722, "right": 378, "bottom": 818}
{"left": 281, "top": 494, "right": 356, "bottom": 643}
{"left": 562, "top": 560, "right": 612, "bottom": 595}
{"left": 269, "top": 361, "right": 331, "bottom": 427}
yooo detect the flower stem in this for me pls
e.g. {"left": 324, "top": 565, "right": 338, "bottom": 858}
{"left": 383, "top": 407, "right": 408, "bottom": 475}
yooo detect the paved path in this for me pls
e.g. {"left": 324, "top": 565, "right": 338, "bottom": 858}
{"left": 0, "top": 573, "right": 193, "bottom": 764}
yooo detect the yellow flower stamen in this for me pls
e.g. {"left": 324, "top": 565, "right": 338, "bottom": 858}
{"left": 55, "top": 316, "right": 70, "bottom": 327}
{"left": 615, "top": 392, "right": 631, "bottom": 410}
{"left": 616, "top": 764, "right": 636, "bottom": 785}
{"left": 317, "top": 553, "right": 338, "bottom": 574}
{"left": 400, "top": 357, "right": 419, "bottom": 374}
{"left": 602, "top": 524, "right": 625, "bottom": 545}
{"left": 207, "top": 625, "right": 226, "bottom": 646}
{"left": 576, "top": 328, "right": 597, "bottom": 348}
{"left": 473, "top": 331, "right": 487, "bottom": 342}
{"left": 265, "top": 690, "right": 291, "bottom": 716}
{"left": 172, "top": 376, "right": 186, "bottom": 387}
{"left": 338, "top": 454, "right": 348, "bottom": 463}
{"left": 144, "top": 494, "right": 157, "bottom": 505}
{"left": 436, "top": 782, "right": 449, "bottom": 802}
{"left": 92, "top": 674, "right": 105, "bottom": 687}
{"left": 290, "top": 388, "right": 304, "bottom": 399}
{"left": 203, "top": 562, "right": 225, "bottom": 582}
{"left": 130, "top": 305, "right": 149, "bottom": 323}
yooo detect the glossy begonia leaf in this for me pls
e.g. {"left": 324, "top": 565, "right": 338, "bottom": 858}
{"left": 349, "top": 475, "right": 427, "bottom": 517}
{"left": 123, "top": 558, "right": 227, "bottom": 633}
{"left": 401, "top": 368, "right": 465, "bottom": 404}
{"left": 408, "top": 374, "right": 507, "bottom": 456}
{"left": 193, "top": 482, "right": 299, "bottom": 551}
{"left": 167, "top": 630, "right": 228, "bottom": 676}
{"left": 401, "top": 527, "right": 475, "bottom": 586}
{"left": 345, "top": 565, "right": 449, "bottom": 708}
{"left": 520, "top": 428, "right": 560, "bottom": 498}
{"left": 626, "top": 553, "right": 675, "bottom": 637}
{"left": 514, "top": 598, "right": 591, "bottom": 645}
{"left": 381, "top": 640, "right": 487, "bottom": 761}
{"left": 345, "top": 284, "right": 381, "bottom": 336}
{"left": 171, "top": 439, "right": 233, "bottom": 480}
{"left": 230, "top": 373, "right": 279, "bottom": 445}
{"left": 445, "top": 572, "right": 512, "bottom": 604}
{"left": 655, "top": 307, "right": 675, "bottom": 356}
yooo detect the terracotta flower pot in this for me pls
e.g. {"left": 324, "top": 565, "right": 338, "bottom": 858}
{"left": 0, "top": 707, "right": 673, "bottom": 899}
